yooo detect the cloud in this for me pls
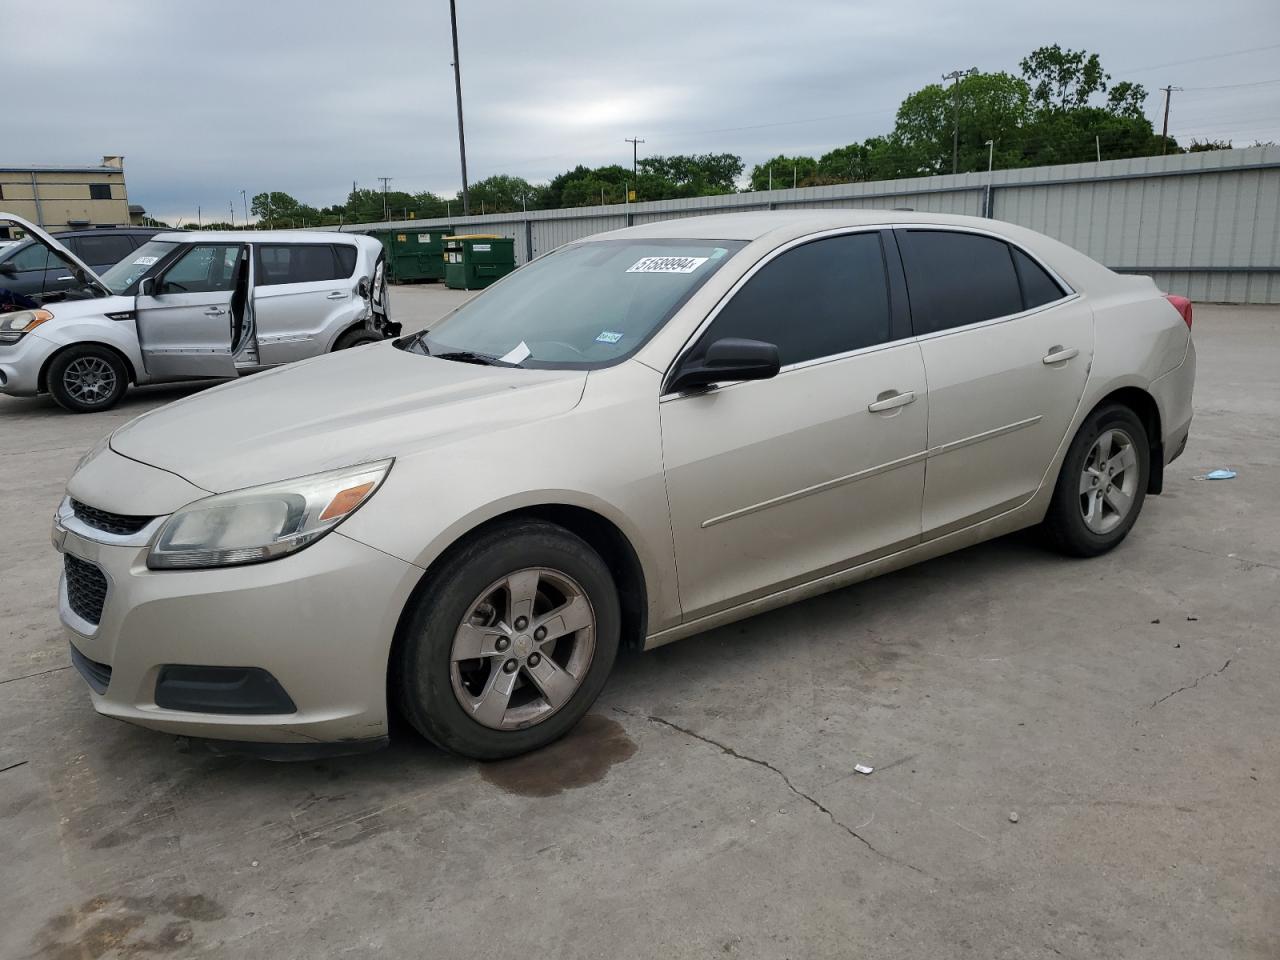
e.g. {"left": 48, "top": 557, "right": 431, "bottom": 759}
{"left": 4, "top": 0, "right": 1276, "bottom": 224}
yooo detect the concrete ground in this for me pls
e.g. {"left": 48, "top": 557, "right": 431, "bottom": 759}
{"left": 1, "top": 293, "right": 1276, "bottom": 960}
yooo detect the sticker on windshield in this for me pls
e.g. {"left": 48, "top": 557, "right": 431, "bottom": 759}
{"left": 710, "top": 247, "right": 728, "bottom": 260}
{"left": 132, "top": 255, "right": 159, "bottom": 266}
{"left": 595, "top": 330, "right": 623, "bottom": 344}
{"left": 626, "top": 256, "right": 708, "bottom": 274}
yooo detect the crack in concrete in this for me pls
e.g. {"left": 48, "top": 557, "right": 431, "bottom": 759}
{"left": 1150, "top": 659, "right": 1232, "bottom": 708}
{"left": 0, "top": 664, "right": 73, "bottom": 685}
{"left": 616, "top": 707, "right": 928, "bottom": 877}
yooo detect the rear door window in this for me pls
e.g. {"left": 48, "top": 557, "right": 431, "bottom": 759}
{"left": 255, "top": 244, "right": 341, "bottom": 286}
{"left": 5, "top": 242, "right": 51, "bottom": 272}
{"left": 900, "top": 230, "right": 1024, "bottom": 334}
{"left": 691, "top": 232, "right": 892, "bottom": 368}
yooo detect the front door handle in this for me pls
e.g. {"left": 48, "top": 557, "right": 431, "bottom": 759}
{"left": 867, "top": 390, "right": 917, "bottom": 413}
{"left": 1042, "top": 346, "right": 1079, "bottom": 364}
{"left": 326, "top": 291, "right": 346, "bottom": 300}
{"left": 204, "top": 307, "right": 228, "bottom": 316}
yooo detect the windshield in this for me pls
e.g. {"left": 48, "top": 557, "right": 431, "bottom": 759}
{"left": 419, "top": 238, "right": 745, "bottom": 368}
{"left": 99, "top": 239, "right": 180, "bottom": 294}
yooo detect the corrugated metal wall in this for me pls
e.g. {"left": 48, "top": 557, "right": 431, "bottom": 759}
{"left": 334, "top": 145, "right": 1280, "bottom": 303}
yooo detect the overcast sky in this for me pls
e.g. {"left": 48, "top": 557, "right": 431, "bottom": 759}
{"left": 5, "top": 0, "right": 1278, "bottom": 224}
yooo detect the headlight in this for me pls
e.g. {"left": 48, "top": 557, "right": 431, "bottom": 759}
{"left": 147, "top": 460, "right": 392, "bottom": 569}
{"left": 0, "top": 309, "right": 53, "bottom": 344}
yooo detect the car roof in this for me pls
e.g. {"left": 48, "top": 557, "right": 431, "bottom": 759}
{"left": 593, "top": 209, "right": 1021, "bottom": 242}
{"left": 152, "top": 230, "right": 362, "bottom": 244}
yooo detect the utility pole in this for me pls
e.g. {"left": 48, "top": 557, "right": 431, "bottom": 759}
{"left": 377, "top": 177, "right": 392, "bottom": 221}
{"left": 240, "top": 189, "right": 248, "bottom": 226}
{"left": 1160, "top": 85, "right": 1182, "bottom": 154}
{"left": 942, "top": 68, "right": 976, "bottom": 174}
{"left": 792, "top": 164, "right": 798, "bottom": 189}
{"left": 1096, "top": 135, "right": 1102, "bottom": 162}
{"left": 624, "top": 137, "right": 645, "bottom": 179}
{"left": 197, "top": 205, "right": 201, "bottom": 229}
{"left": 983, "top": 139, "right": 995, "bottom": 217}
{"left": 229, "top": 201, "right": 235, "bottom": 227}
{"left": 449, "top": 0, "right": 470, "bottom": 216}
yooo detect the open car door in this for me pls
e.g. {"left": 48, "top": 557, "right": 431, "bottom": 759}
{"left": 134, "top": 242, "right": 244, "bottom": 380}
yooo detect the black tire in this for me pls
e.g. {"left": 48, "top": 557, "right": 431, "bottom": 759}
{"left": 333, "top": 327, "right": 382, "bottom": 350}
{"left": 1042, "top": 403, "right": 1150, "bottom": 557}
{"left": 395, "top": 520, "right": 621, "bottom": 760}
{"left": 47, "top": 345, "right": 128, "bottom": 413}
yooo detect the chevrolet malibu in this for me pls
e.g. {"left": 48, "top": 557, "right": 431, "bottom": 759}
{"left": 52, "top": 211, "right": 1196, "bottom": 760}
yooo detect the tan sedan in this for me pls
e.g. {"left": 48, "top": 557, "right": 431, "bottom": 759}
{"left": 52, "top": 211, "right": 1196, "bottom": 760}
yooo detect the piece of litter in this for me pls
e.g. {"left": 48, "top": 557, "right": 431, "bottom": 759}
{"left": 1009, "top": 812, "right": 1019, "bottom": 823}
{"left": 1150, "top": 618, "right": 1161, "bottom": 624}
{"left": 251, "top": 860, "right": 259, "bottom": 867}
{"left": 1193, "top": 469, "right": 1236, "bottom": 480}
{"left": 498, "top": 341, "right": 531, "bottom": 365}
{"left": 854, "top": 763, "right": 874, "bottom": 775}
{"left": 1186, "top": 616, "right": 1199, "bottom": 622}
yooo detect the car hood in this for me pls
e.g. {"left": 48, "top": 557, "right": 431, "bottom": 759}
{"left": 109, "top": 343, "right": 589, "bottom": 493}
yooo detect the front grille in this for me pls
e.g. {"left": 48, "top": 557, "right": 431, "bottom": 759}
{"left": 64, "top": 554, "right": 108, "bottom": 625}
{"left": 70, "top": 498, "right": 154, "bottom": 536}
{"left": 69, "top": 642, "right": 112, "bottom": 694}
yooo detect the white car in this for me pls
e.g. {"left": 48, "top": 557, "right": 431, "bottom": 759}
{"left": 0, "top": 214, "right": 396, "bottom": 412}
{"left": 52, "top": 210, "right": 1195, "bottom": 760}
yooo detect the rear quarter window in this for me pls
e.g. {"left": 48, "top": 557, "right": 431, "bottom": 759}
{"left": 333, "top": 244, "right": 357, "bottom": 277}
{"left": 1011, "top": 247, "right": 1066, "bottom": 308}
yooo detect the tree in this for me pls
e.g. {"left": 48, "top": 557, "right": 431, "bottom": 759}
{"left": 890, "top": 71, "right": 1032, "bottom": 176}
{"left": 1188, "top": 138, "right": 1233, "bottom": 152}
{"left": 464, "top": 175, "right": 539, "bottom": 213}
{"left": 748, "top": 155, "right": 819, "bottom": 191}
{"left": 1020, "top": 44, "right": 1109, "bottom": 111}
{"left": 637, "top": 153, "right": 743, "bottom": 197}
{"left": 249, "top": 191, "right": 300, "bottom": 226}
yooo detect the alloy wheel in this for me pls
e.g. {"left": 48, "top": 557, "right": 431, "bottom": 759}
{"left": 449, "top": 567, "right": 596, "bottom": 731}
{"left": 1079, "top": 428, "right": 1140, "bottom": 535}
{"left": 63, "top": 356, "right": 118, "bottom": 406}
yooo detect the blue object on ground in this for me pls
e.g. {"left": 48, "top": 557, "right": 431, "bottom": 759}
{"left": 1203, "top": 469, "right": 1237, "bottom": 480}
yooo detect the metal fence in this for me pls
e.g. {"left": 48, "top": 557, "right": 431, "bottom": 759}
{"left": 333, "top": 145, "right": 1280, "bottom": 304}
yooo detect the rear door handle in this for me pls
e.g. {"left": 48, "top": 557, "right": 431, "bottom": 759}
{"left": 867, "top": 390, "right": 917, "bottom": 413}
{"left": 326, "top": 290, "right": 346, "bottom": 300}
{"left": 204, "top": 307, "right": 228, "bottom": 316}
{"left": 1042, "top": 346, "right": 1078, "bottom": 364}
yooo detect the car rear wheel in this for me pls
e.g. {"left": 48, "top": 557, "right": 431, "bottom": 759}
{"left": 334, "top": 327, "right": 382, "bottom": 350}
{"left": 48, "top": 345, "right": 128, "bottom": 413}
{"left": 395, "top": 520, "right": 621, "bottom": 760}
{"left": 1042, "top": 403, "right": 1149, "bottom": 557}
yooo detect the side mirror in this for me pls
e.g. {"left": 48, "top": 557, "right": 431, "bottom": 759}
{"left": 669, "top": 337, "right": 781, "bottom": 393}
{"left": 0, "top": 261, "right": 16, "bottom": 275}
{"left": 137, "top": 277, "right": 154, "bottom": 297}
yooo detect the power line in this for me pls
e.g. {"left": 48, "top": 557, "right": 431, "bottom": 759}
{"left": 1117, "top": 42, "right": 1280, "bottom": 76}
{"left": 376, "top": 176, "right": 392, "bottom": 221}
{"left": 1180, "top": 77, "right": 1280, "bottom": 92}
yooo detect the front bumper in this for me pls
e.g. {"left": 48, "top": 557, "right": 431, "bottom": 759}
{"left": 0, "top": 330, "right": 58, "bottom": 396}
{"left": 53, "top": 500, "right": 422, "bottom": 747}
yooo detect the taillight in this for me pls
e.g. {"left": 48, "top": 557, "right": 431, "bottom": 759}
{"left": 1165, "top": 294, "right": 1193, "bottom": 329}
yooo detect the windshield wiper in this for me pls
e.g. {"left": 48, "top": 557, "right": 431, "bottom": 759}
{"left": 434, "top": 350, "right": 521, "bottom": 368}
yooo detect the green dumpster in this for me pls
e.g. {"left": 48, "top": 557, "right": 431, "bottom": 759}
{"left": 365, "top": 227, "right": 452, "bottom": 283}
{"left": 443, "top": 235, "right": 516, "bottom": 290}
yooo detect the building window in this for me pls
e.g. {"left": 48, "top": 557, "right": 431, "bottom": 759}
{"left": 89, "top": 183, "right": 112, "bottom": 200}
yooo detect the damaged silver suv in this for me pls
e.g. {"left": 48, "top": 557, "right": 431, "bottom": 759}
{"left": 0, "top": 214, "right": 396, "bottom": 412}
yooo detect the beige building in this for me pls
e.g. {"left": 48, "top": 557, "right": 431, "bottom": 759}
{"left": 0, "top": 156, "right": 140, "bottom": 234}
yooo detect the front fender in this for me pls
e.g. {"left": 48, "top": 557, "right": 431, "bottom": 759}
{"left": 33, "top": 315, "right": 147, "bottom": 386}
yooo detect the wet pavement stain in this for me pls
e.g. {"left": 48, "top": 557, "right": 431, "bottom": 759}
{"left": 32, "top": 893, "right": 225, "bottom": 958}
{"left": 480, "top": 714, "right": 637, "bottom": 797}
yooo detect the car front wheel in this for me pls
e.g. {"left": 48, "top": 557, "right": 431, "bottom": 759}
{"left": 48, "top": 345, "right": 128, "bottom": 413}
{"left": 395, "top": 520, "right": 621, "bottom": 760}
{"left": 1042, "top": 403, "right": 1150, "bottom": 557}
